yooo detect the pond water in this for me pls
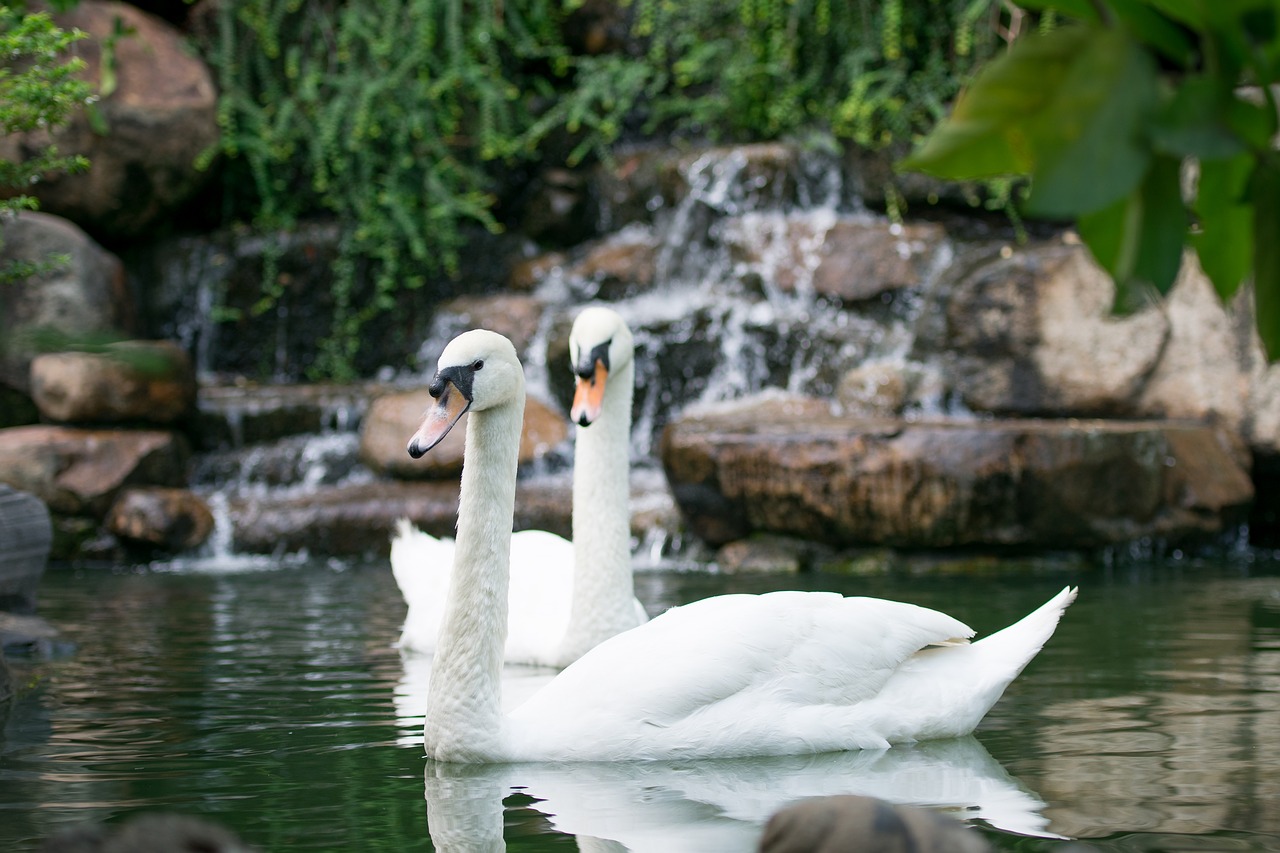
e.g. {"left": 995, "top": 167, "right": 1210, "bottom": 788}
{"left": 3, "top": 554, "right": 1280, "bottom": 852}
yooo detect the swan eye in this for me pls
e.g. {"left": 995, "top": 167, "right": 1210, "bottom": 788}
{"left": 472, "top": 359, "right": 484, "bottom": 371}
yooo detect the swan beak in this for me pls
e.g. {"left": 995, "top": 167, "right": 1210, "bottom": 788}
{"left": 408, "top": 381, "right": 471, "bottom": 458}
{"left": 571, "top": 360, "right": 608, "bottom": 427}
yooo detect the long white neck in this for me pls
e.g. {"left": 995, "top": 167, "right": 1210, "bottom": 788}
{"left": 558, "top": 357, "right": 637, "bottom": 665}
{"left": 424, "top": 390, "right": 524, "bottom": 762}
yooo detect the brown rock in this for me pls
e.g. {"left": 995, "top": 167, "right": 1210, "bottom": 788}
{"left": 227, "top": 477, "right": 574, "bottom": 556}
{"left": 0, "top": 212, "right": 131, "bottom": 394}
{"left": 30, "top": 341, "right": 196, "bottom": 425}
{"left": 661, "top": 398, "right": 1253, "bottom": 550}
{"left": 0, "top": 1, "right": 218, "bottom": 238}
{"left": 106, "top": 486, "right": 214, "bottom": 551}
{"left": 430, "top": 294, "right": 548, "bottom": 357}
{"left": 725, "top": 215, "right": 949, "bottom": 303}
{"left": 360, "top": 388, "right": 569, "bottom": 479}
{"left": 0, "top": 425, "right": 190, "bottom": 517}
{"left": 562, "top": 229, "right": 659, "bottom": 299}
{"left": 930, "top": 241, "right": 1170, "bottom": 416}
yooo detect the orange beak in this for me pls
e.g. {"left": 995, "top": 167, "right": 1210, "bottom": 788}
{"left": 570, "top": 360, "right": 608, "bottom": 427}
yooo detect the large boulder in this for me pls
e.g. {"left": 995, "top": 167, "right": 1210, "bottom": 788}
{"left": 227, "top": 477, "right": 576, "bottom": 556}
{"left": 0, "top": 212, "right": 131, "bottom": 394}
{"left": 30, "top": 341, "right": 196, "bottom": 425}
{"left": 0, "top": 1, "right": 219, "bottom": 238}
{"left": 919, "top": 240, "right": 1171, "bottom": 416}
{"left": 661, "top": 395, "right": 1254, "bottom": 550}
{"left": 724, "top": 214, "right": 950, "bottom": 304}
{"left": 359, "top": 388, "right": 569, "bottom": 479}
{"left": 0, "top": 425, "right": 190, "bottom": 518}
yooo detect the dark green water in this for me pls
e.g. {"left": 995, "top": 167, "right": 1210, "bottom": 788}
{"left": 3, "top": 555, "right": 1280, "bottom": 852}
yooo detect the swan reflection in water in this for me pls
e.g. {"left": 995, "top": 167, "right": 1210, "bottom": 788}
{"left": 421, "top": 735, "right": 1062, "bottom": 851}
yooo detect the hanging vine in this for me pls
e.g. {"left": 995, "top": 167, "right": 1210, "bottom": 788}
{"left": 201, "top": 0, "right": 1009, "bottom": 379}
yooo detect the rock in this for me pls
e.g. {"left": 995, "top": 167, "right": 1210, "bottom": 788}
{"left": 0, "top": 212, "right": 131, "bottom": 394}
{"left": 924, "top": 240, "right": 1170, "bottom": 416}
{"left": 836, "top": 362, "right": 910, "bottom": 416}
{"left": 661, "top": 398, "right": 1253, "bottom": 550}
{"left": 0, "top": 485, "right": 52, "bottom": 613}
{"left": 725, "top": 215, "right": 949, "bottom": 303}
{"left": 508, "top": 250, "right": 569, "bottom": 292}
{"left": 560, "top": 226, "right": 659, "bottom": 301}
{"left": 0, "top": 611, "right": 60, "bottom": 651}
{"left": 0, "top": 1, "right": 218, "bottom": 238}
{"left": 715, "top": 535, "right": 814, "bottom": 574}
{"left": 759, "top": 794, "right": 991, "bottom": 853}
{"left": 0, "top": 425, "right": 190, "bottom": 518}
{"left": 105, "top": 486, "right": 214, "bottom": 552}
{"left": 30, "top": 341, "right": 196, "bottom": 425}
{"left": 426, "top": 294, "right": 549, "bottom": 358}
{"left": 195, "top": 381, "right": 376, "bottom": 450}
{"left": 227, "top": 478, "right": 575, "bottom": 556}
{"left": 359, "top": 388, "right": 569, "bottom": 479}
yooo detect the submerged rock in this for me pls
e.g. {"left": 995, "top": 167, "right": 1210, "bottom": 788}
{"left": 759, "top": 794, "right": 991, "bottom": 853}
{"left": 0, "top": 485, "right": 52, "bottom": 614}
{"left": 661, "top": 397, "right": 1253, "bottom": 550}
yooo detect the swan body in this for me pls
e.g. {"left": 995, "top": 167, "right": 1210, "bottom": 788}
{"left": 393, "top": 307, "right": 647, "bottom": 667}
{"left": 412, "top": 329, "right": 1077, "bottom": 763}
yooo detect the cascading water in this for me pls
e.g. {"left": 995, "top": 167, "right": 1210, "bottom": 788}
{"left": 172, "top": 144, "right": 960, "bottom": 563}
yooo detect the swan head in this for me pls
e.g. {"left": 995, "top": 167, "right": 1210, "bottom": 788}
{"left": 407, "top": 330, "right": 523, "bottom": 458}
{"left": 569, "top": 306, "right": 634, "bottom": 427}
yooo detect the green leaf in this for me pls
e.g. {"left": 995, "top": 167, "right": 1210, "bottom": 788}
{"left": 1011, "top": 0, "right": 1102, "bottom": 23}
{"left": 1192, "top": 154, "right": 1254, "bottom": 302}
{"left": 1129, "top": 153, "right": 1187, "bottom": 295}
{"left": 1107, "top": 0, "right": 1197, "bottom": 65}
{"left": 1150, "top": 75, "right": 1244, "bottom": 159}
{"left": 1078, "top": 153, "right": 1186, "bottom": 312}
{"left": 1022, "top": 29, "right": 1159, "bottom": 217}
{"left": 1253, "top": 156, "right": 1280, "bottom": 361}
{"left": 899, "top": 27, "right": 1098, "bottom": 179}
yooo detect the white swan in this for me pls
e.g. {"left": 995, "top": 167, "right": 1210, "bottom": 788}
{"left": 392, "top": 307, "right": 647, "bottom": 666}
{"left": 409, "top": 329, "right": 1077, "bottom": 763}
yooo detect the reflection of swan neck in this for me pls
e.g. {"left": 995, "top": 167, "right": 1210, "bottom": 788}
{"left": 563, "top": 357, "right": 636, "bottom": 663}
{"left": 425, "top": 390, "right": 524, "bottom": 761}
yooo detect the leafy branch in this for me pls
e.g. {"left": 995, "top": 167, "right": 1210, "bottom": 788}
{"left": 900, "top": 0, "right": 1280, "bottom": 357}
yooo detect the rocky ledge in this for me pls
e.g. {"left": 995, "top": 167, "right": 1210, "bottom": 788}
{"left": 661, "top": 394, "right": 1254, "bottom": 550}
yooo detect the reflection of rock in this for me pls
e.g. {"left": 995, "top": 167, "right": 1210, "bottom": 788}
{"left": 1023, "top": 577, "right": 1280, "bottom": 840}
{"left": 38, "top": 812, "right": 256, "bottom": 853}
{"left": 662, "top": 404, "right": 1253, "bottom": 549}
{"left": 421, "top": 735, "right": 1059, "bottom": 851}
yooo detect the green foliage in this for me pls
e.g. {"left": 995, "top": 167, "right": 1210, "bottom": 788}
{"left": 0, "top": 6, "right": 93, "bottom": 283}
{"left": 901, "top": 0, "right": 1280, "bottom": 358}
{"left": 204, "top": 0, "right": 1011, "bottom": 380}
